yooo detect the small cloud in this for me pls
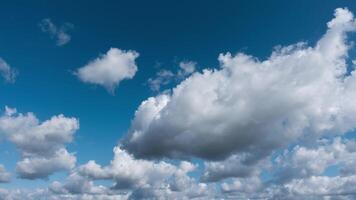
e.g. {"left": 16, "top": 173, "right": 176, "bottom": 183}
{"left": 147, "top": 69, "right": 175, "bottom": 92}
{"left": 178, "top": 61, "right": 196, "bottom": 77}
{"left": 147, "top": 60, "right": 197, "bottom": 92}
{"left": 39, "top": 18, "right": 73, "bottom": 46}
{"left": 0, "top": 58, "right": 17, "bottom": 83}
{"left": 75, "top": 48, "right": 139, "bottom": 94}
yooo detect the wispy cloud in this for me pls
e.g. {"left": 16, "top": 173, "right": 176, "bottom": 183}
{"left": 39, "top": 18, "right": 73, "bottom": 46}
{"left": 0, "top": 58, "right": 17, "bottom": 83}
{"left": 148, "top": 60, "right": 196, "bottom": 92}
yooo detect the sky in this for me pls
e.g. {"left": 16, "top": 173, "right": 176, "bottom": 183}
{"left": 2, "top": 0, "right": 356, "bottom": 199}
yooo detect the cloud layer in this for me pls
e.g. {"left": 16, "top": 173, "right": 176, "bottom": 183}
{"left": 3, "top": 7, "right": 356, "bottom": 200}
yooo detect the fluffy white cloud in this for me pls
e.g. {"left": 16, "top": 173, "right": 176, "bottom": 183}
{"left": 221, "top": 176, "right": 263, "bottom": 197}
{"left": 75, "top": 146, "right": 214, "bottom": 199}
{"left": 0, "top": 107, "right": 79, "bottom": 179}
{"left": 76, "top": 48, "right": 139, "bottom": 93}
{"left": 216, "top": 137, "right": 356, "bottom": 199}
{"left": 123, "top": 8, "right": 356, "bottom": 164}
{"left": 39, "top": 18, "right": 73, "bottom": 46}
{"left": 4, "top": 7, "right": 356, "bottom": 200}
{"left": 16, "top": 148, "right": 76, "bottom": 180}
{"left": 0, "top": 164, "right": 10, "bottom": 183}
{"left": 78, "top": 146, "right": 195, "bottom": 189}
{"left": 272, "top": 175, "right": 356, "bottom": 199}
{"left": 0, "top": 58, "right": 17, "bottom": 83}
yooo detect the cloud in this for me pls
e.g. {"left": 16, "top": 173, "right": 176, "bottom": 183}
{"left": 76, "top": 48, "right": 139, "bottom": 94}
{"left": 74, "top": 146, "right": 214, "bottom": 199}
{"left": 39, "top": 18, "right": 73, "bottom": 46}
{"left": 221, "top": 176, "right": 263, "bottom": 195}
{"left": 0, "top": 187, "right": 129, "bottom": 200}
{"left": 0, "top": 106, "right": 79, "bottom": 179}
{"left": 178, "top": 61, "right": 196, "bottom": 77}
{"left": 3, "top": 7, "right": 356, "bottom": 200}
{"left": 201, "top": 152, "right": 269, "bottom": 182}
{"left": 147, "top": 69, "right": 175, "bottom": 91}
{"left": 16, "top": 149, "right": 76, "bottom": 180}
{"left": 0, "top": 58, "right": 17, "bottom": 83}
{"left": 274, "top": 137, "right": 356, "bottom": 182}
{"left": 271, "top": 175, "right": 356, "bottom": 199}
{"left": 147, "top": 60, "right": 196, "bottom": 92}
{"left": 122, "top": 8, "right": 356, "bottom": 164}
{"left": 78, "top": 146, "right": 196, "bottom": 189}
{"left": 0, "top": 164, "right": 10, "bottom": 183}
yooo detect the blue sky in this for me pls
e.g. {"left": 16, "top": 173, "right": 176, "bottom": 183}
{"left": 2, "top": 1, "right": 356, "bottom": 199}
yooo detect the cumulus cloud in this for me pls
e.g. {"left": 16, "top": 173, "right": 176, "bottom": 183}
{"left": 221, "top": 176, "right": 263, "bottom": 196}
{"left": 0, "top": 58, "right": 17, "bottom": 83}
{"left": 0, "top": 164, "right": 10, "bottom": 183}
{"left": 78, "top": 146, "right": 194, "bottom": 189}
{"left": 74, "top": 146, "right": 214, "bottom": 199}
{"left": 123, "top": 8, "right": 356, "bottom": 165}
{"left": 76, "top": 48, "right": 139, "bottom": 94}
{"left": 16, "top": 149, "right": 76, "bottom": 179}
{"left": 273, "top": 137, "right": 356, "bottom": 182}
{"left": 201, "top": 152, "right": 269, "bottom": 182}
{"left": 147, "top": 69, "right": 175, "bottom": 91}
{"left": 0, "top": 106, "right": 79, "bottom": 179}
{"left": 4, "top": 7, "right": 356, "bottom": 200}
{"left": 39, "top": 18, "right": 73, "bottom": 46}
{"left": 270, "top": 175, "right": 356, "bottom": 199}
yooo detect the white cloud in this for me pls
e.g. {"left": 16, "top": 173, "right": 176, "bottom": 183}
{"left": 0, "top": 58, "right": 17, "bottom": 83}
{"left": 274, "top": 137, "right": 356, "bottom": 183}
{"left": 221, "top": 176, "right": 263, "bottom": 195}
{"left": 16, "top": 148, "right": 76, "bottom": 180}
{"left": 274, "top": 175, "right": 356, "bottom": 199}
{"left": 0, "top": 164, "right": 10, "bottom": 183}
{"left": 39, "top": 18, "right": 73, "bottom": 46}
{"left": 76, "top": 48, "right": 139, "bottom": 94}
{"left": 75, "top": 146, "right": 214, "bottom": 199}
{"left": 0, "top": 106, "right": 79, "bottom": 179}
{"left": 78, "top": 146, "right": 196, "bottom": 189}
{"left": 3, "top": 7, "right": 356, "bottom": 200}
{"left": 123, "top": 8, "right": 356, "bottom": 165}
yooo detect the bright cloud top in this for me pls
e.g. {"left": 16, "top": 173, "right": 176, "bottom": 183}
{"left": 76, "top": 48, "right": 139, "bottom": 94}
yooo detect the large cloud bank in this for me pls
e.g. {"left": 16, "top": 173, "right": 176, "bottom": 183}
{"left": 3, "top": 7, "right": 356, "bottom": 200}
{"left": 123, "top": 8, "right": 356, "bottom": 162}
